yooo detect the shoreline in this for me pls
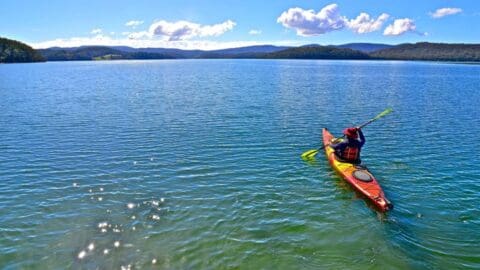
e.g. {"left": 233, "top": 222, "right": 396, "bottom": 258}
{"left": 3, "top": 58, "right": 479, "bottom": 65}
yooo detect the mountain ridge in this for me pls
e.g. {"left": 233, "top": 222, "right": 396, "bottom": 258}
{"left": 370, "top": 42, "right": 480, "bottom": 61}
{"left": 39, "top": 42, "right": 480, "bottom": 62}
{"left": 3, "top": 36, "right": 480, "bottom": 63}
{"left": 37, "top": 43, "right": 395, "bottom": 61}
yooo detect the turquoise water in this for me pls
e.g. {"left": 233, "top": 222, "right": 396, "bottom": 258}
{"left": 0, "top": 60, "right": 479, "bottom": 269}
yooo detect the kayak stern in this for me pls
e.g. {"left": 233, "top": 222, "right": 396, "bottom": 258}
{"left": 322, "top": 128, "right": 393, "bottom": 212}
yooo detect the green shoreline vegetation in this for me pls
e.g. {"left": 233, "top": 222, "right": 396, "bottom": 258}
{"left": 1, "top": 36, "right": 480, "bottom": 63}
{"left": 0, "top": 37, "right": 45, "bottom": 63}
{"left": 370, "top": 42, "right": 480, "bottom": 62}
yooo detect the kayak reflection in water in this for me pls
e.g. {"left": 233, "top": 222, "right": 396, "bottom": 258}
{"left": 330, "top": 127, "right": 365, "bottom": 164}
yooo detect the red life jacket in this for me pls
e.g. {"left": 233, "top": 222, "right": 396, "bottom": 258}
{"left": 343, "top": 146, "right": 359, "bottom": 161}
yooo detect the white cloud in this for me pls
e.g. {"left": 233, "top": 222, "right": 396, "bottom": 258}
{"left": 90, "top": 28, "right": 102, "bottom": 35}
{"left": 128, "top": 31, "right": 150, "bottom": 40}
{"left": 249, "top": 29, "right": 262, "bottom": 35}
{"left": 276, "top": 4, "right": 347, "bottom": 36}
{"left": 125, "top": 20, "right": 144, "bottom": 27}
{"left": 32, "top": 34, "right": 113, "bottom": 49}
{"left": 383, "top": 18, "right": 423, "bottom": 36}
{"left": 142, "top": 20, "right": 235, "bottom": 41}
{"left": 347, "top": 13, "right": 389, "bottom": 34}
{"left": 430, "top": 7, "right": 462, "bottom": 18}
{"left": 30, "top": 19, "right": 240, "bottom": 50}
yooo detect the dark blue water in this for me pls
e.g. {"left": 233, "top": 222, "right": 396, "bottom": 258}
{"left": 0, "top": 60, "right": 479, "bottom": 269}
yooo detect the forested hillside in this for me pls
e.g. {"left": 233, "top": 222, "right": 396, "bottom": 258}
{"left": 38, "top": 46, "right": 174, "bottom": 61}
{"left": 3, "top": 36, "right": 480, "bottom": 63}
{"left": 264, "top": 45, "right": 370, "bottom": 59}
{"left": 0, "top": 37, "right": 45, "bottom": 63}
{"left": 370, "top": 42, "right": 480, "bottom": 61}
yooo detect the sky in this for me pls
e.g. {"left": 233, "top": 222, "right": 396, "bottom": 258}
{"left": 1, "top": 0, "right": 479, "bottom": 50}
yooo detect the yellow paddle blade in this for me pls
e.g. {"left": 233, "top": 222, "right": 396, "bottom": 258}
{"left": 358, "top": 107, "right": 394, "bottom": 128}
{"left": 301, "top": 149, "right": 319, "bottom": 159}
{"left": 373, "top": 107, "right": 393, "bottom": 120}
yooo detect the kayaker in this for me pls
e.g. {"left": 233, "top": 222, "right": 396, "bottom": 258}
{"left": 330, "top": 127, "right": 365, "bottom": 164}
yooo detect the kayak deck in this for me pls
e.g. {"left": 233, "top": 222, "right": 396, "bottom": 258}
{"left": 322, "top": 128, "right": 392, "bottom": 212}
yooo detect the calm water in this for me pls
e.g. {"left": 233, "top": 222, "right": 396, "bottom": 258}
{"left": 0, "top": 60, "right": 479, "bottom": 269}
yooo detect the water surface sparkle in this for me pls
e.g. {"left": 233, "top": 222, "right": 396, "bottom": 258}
{"left": 0, "top": 60, "right": 479, "bottom": 269}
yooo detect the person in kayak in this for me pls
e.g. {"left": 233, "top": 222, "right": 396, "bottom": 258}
{"left": 329, "top": 127, "right": 365, "bottom": 164}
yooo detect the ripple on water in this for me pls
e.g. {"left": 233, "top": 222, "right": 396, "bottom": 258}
{"left": 1, "top": 60, "right": 479, "bottom": 269}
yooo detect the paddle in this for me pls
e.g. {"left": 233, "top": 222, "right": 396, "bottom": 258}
{"left": 301, "top": 108, "right": 393, "bottom": 160}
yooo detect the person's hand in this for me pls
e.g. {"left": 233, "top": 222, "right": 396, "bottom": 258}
{"left": 331, "top": 138, "right": 342, "bottom": 144}
{"left": 355, "top": 127, "right": 361, "bottom": 131}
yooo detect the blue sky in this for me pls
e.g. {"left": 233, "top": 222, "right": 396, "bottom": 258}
{"left": 1, "top": 0, "right": 479, "bottom": 49}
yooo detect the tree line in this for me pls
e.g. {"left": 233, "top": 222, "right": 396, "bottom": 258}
{"left": 2, "top": 36, "right": 480, "bottom": 63}
{"left": 0, "top": 37, "right": 45, "bottom": 63}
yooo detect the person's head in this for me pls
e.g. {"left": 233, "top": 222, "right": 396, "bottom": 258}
{"left": 343, "top": 127, "right": 358, "bottom": 139}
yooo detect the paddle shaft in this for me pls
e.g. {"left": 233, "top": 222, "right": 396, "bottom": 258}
{"left": 316, "top": 135, "right": 344, "bottom": 151}
{"left": 358, "top": 117, "right": 381, "bottom": 129}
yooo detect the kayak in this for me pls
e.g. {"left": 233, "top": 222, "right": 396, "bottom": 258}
{"left": 322, "top": 128, "right": 393, "bottom": 212}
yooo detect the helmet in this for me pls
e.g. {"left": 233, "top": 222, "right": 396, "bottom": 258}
{"left": 343, "top": 127, "right": 358, "bottom": 139}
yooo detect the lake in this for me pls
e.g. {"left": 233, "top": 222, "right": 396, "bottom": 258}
{"left": 0, "top": 59, "right": 479, "bottom": 269}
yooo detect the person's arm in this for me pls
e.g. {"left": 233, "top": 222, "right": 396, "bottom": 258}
{"left": 330, "top": 141, "right": 347, "bottom": 151}
{"left": 357, "top": 128, "right": 365, "bottom": 147}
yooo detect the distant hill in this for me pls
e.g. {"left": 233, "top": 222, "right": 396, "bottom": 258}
{"left": 30, "top": 41, "right": 480, "bottom": 62}
{"left": 39, "top": 46, "right": 120, "bottom": 61}
{"left": 111, "top": 45, "right": 290, "bottom": 58}
{"left": 112, "top": 46, "right": 203, "bottom": 58}
{"left": 38, "top": 46, "right": 175, "bottom": 61}
{"left": 335, "top": 43, "right": 394, "bottom": 53}
{"left": 263, "top": 45, "right": 370, "bottom": 59}
{"left": 41, "top": 45, "right": 293, "bottom": 60}
{"left": 194, "top": 45, "right": 289, "bottom": 59}
{"left": 0, "top": 37, "right": 45, "bottom": 63}
{"left": 370, "top": 42, "right": 480, "bottom": 62}
{"left": 206, "top": 45, "right": 290, "bottom": 55}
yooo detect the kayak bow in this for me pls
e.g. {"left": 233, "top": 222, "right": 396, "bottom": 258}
{"left": 323, "top": 128, "right": 393, "bottom": 212}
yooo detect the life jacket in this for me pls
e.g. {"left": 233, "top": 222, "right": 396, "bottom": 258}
{"left": 342, "top": 146, "right": 359, "bottom": 161}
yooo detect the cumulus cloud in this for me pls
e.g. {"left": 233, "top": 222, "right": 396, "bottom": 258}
{"left": 249, "top": 29, "right": 262, "bottom": 35}
{"left": 383, "top": 18, "right": 424, "bottom": 36}
{"left": 347, "top": 13, "right": 389, "bottom": 34}
{"left": 125, "top": 20, "right": 144, "bottom": 27}
{"left": 430, "top": 7, "right": 462, "bottom": 18}
{"left": 142, "top": 20, "right": 235, "bottom": 41}
{"left": 30, "top": 18, "right": 241, "bottom": 49}
{"left": 90, "top": 28, "right": 102, "bottom": 35}
{"left": 276, "top": 4, "right": 347, "bottom": 36}
{"left": 125, "top": 20, "right": 235, "bottom": 41}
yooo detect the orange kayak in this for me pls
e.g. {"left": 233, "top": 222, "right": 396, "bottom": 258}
{"left": 322, "top": 128, "right": 393, "bottom": 212}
